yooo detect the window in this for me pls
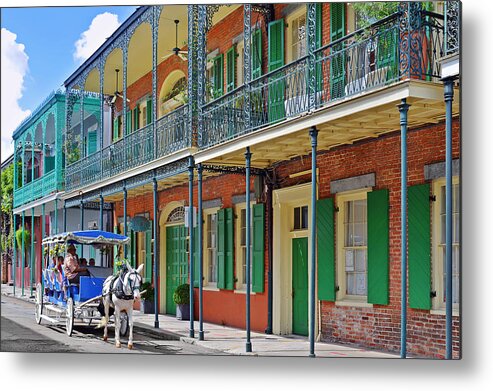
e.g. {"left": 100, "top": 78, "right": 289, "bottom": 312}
{"left": 290, "top": 12, "right": 306, "bottom": 62}
{"left": 235, "top": 203, "right": 254, "bottom": 291}
{"left": 336, "top": 190, "right": 369, "bottom": 302}
{"left": 432, "top": 178, "right": 460, "bottom": 310}
{"left": 236, "top": 40, "right": 244, "bottom": 86}
{"left": 293, "top": 205, "right": 308, "bottom": 230}
{"left": 205, "top": 210, "right": 219, "bottom": 286}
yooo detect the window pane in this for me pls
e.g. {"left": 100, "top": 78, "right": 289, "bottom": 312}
{"left": 301, "top": 206, "right": 308, "bottom": 229}
{"left": 354, "top": 249, "right": 366, "bottom": 272}
{"left": 294, "top": 207, "right": 301, "bottom": 230}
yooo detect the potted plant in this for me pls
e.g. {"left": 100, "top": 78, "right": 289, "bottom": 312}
{"left": 173, "top": 283, "right": 190, "bottom": 320}
{"left": 140, "top": 281, "right": 155, "bottom": 314}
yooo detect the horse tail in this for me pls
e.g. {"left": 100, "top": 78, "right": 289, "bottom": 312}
{"left": 95, "top": 316, "right": 108, "bottom": 329}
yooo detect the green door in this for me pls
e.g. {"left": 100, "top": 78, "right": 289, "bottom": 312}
{"left": 166, "top": 225, "right": 188, "bottom": 315}
{"left": 292, "top": 237, "right": 308, "bottom": 336}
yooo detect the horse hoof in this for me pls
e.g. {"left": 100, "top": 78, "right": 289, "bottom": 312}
{"left": 103, "top": 336, "right": 108, "bottom": 342}
{"left": 116, "top": 341, "right": 121, "bottom": 348}
{"left": 128, "top": 344, "right": 133, "bottom": 350}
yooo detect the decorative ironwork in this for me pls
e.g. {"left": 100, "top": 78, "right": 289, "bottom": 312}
{"left": 251, "top": 4, "right": 273, "bottom": 25}
{"left": 188, "top": 5, "right": 199, "bottom": 147}
{"left": 155, "top": 157, "right": 189, "bottom": 180}
{"left": 307, "top": 3, "right": 317, "bottom": 110}
{"left": 243, "top": 4, "right": 252, "bottom": 131}
{"left": 202, "top": 164, "right": 264, "bottom": 177}
{"left": 167, "top": 206, "right": 185, "bottom": 223}
{"left": 445, "top": 1, "right": 460, "bottom": 56}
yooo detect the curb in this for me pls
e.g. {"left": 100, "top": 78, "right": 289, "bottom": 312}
{"left": 132, "top": 322, "right": 181, "bottom": 341}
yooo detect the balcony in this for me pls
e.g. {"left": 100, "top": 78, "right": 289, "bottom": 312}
{"left": 65, "top": 104, "right": 190, "bottom": 191}
{"left": 13, "top": 170, "right": 58, "bottom": 208}
{"left": 199, "top": 7, "right": 446, "bottom": 151}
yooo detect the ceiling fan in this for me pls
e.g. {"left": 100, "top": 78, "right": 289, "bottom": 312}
{"left": 162, "top": 19, "right": 188, "bottom": 61}
{"left": 109, "top": 68, "right": 130, "bottom": 105}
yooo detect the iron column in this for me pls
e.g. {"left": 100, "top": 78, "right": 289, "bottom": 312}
{"left": 63, "top": 201, "right": 67, "bottom": 233}
{"left": 54, "top": 198, "right": 58, "bottom": 235}
{"left": 80, "top": 198, "right": 84, "bottom": 258}
{"left": 30, "top": 207, "right": 34, "bottom": 297}
{"left": 309, "top": 126, "right": 318, "bottom": 358}
{"left": 398, "top": 98, "right": 410, "bottom": 359}
{"left": 123, "top": 184, "right": 128, "bottom": 258}
{"left": 41, "top": 203, "right": 45, "bottom": 269}
{"left": 21, "top": 210, "right": 25, "bottom": 296}
{"left": 198, "top": 163, "right": 204, "bottom": 341}
{"left": 13, "top": 213, "right": 17, "bottom": 295}
{"left": 188, "top": 156, "right": 195, "bottom": 338}
{"left": 444, "top": 77, "right": 456, "bottom": 359}
{"left": 99, "top": 193, "right": 104, "bottom": 231}
{"left": 153, "top": 176, "right": 159, "bottom": 328}
{"left": 245, "top": 147, "right": 252, "bottom": 353}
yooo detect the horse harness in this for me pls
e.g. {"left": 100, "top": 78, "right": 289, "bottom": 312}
{"left": 108, "top": 269, "right": 141, "bottom": 301}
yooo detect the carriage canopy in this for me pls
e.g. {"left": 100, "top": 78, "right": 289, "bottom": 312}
{"left": 42, "top": 230, "right": 130, "bottom": 246}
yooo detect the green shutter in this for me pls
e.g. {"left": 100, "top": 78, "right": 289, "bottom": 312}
{"left": 330, "top": 3, "right": 346, "bottom": 99}
{"left": 226, "top": 45, "right": 236, "bottom": 92}
{"left": 133, "top": 106, "right": 139, "bottom": 131}
{"left": 193, "top": 226, "right": 200, "bottom": 288}
{"left": 252, "top": 28, "right": 262, "bottom": 80}
{"left": 367, "top": 189, "right": 389, "bottom": 305}
{"left": 213, "top": 53, "right": 224, "bottom": 98}
{"left": 376, "top": 27, "right": 398, "bottom": 82}
{"left": 268, "top": 18, "right": 285, "bottom": 122}
{"left": 146, "top": 98, "right": 152, "bottom": 125}
{"left": 44, "top": 156, "right": 55, "bottom": 173}
{"left": 225, "top": 208, "right": 234, "bottom": 290}
{"left": 408, "top": 183, "right": 432, "bottom": 310}
{"left": 317, "top": 198, "right": 335, "bottom": 301}
{"left": 125, "top": 110, "right": 132, "bottom": 136}
{"left": 113, "top": 116, "right": 119, "bottom": 141}
{"left": 145, "top": 226, "right": 152, "bottom": 283}
{"left": 217, "top": 209, "right": 226, "bottom": 289}
{"left": 252, "top": 203, "right": 265, "bottom": 293}
{"left": 87, "top": 131, "right": 97, "bottom": 156}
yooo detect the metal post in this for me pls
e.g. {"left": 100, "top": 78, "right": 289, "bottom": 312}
{"left": 30, "top": 207, "right": 34, "bottom": 297}
{"left": 197, "top": 163, "right": 204, "bottom": 340}
{"left": 444, "top": 77, "right": 456, "bottom": 359}
{"left": 245, "top": 146, "right": 252, "bottom": 353}
{"left": 54, "top": 198, "right": 58, "bottom": 235}
{"left": 80, "top": 198, "right": 84, "bottom": 258}
{"left": 99, "top": 193, "right": 104, "bottom": 230}
{"left": 266, "top": 178, "right": 273, "bottom": 334}
{"left": 123, "top": 185, "right": 128, "bottom": 258}
{"left": 309, "top": 126, "right": 318, "bottom": 358}
{"left": 188, "top": 156, "right": 195, "bottom": 338}
{"left": 13, "top": 213, "right": 17, "bottom": 296}
{"left": 153, "top": 176, "right": 159, "bottom": 328}
{"left": 21, "top": 211, "right": 25, "bottom": 296}
{"left": 63, "top": 201, "right": 67, "bottom": 232}
{"left": 398, "top": 98, "right": 410, "bottom": 359}
{"left": 41, "top": 204, "right": 45, "bottom": 268}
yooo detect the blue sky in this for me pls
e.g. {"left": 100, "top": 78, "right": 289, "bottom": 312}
{"left": 1, "top": 5, "right": 137, "bottom": 161}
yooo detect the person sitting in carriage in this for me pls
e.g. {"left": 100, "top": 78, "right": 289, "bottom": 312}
{"left": 63, "top": 244, "right": 90, "bottom": 284}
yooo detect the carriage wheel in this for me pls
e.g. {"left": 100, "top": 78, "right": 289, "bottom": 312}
{"left": 66, "top": 298, "right": 74, "bottom": 337}
{"left": 119, "top": 312, "right": 129, "bottom": 338}
{"left": 35, "top": 283, "right": 43, "bottom": 325}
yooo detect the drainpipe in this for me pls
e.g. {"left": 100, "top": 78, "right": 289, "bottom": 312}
{"left": 153, "top": 175, "right": 159, "bottom": 328}
{"left": 245, "top": 146, "right": 252, "bottom": 353}
{"left": 398, "top": 98, "right": 410, "bottom": 359}
{"left": 198, "top": 163, "right": 204, "bottom": 341}
{"left": 443, "top": 77, "right": 456, "bottom": 359}
{"left": 188, "top": 156, "right": 195, "bottom": 338}
{"left": 265, "top": 174, "right": 273, "bottom": 335}
{"left": 309, "top": 126, "right": 318, "bottom": 358}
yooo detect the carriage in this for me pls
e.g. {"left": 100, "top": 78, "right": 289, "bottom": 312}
{"left": 35, "top": 230, "right": 131, "bottom": 337}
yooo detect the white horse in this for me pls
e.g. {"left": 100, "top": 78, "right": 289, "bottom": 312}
{"left": 99, "top": 262, "right": 144, "bottom": 349}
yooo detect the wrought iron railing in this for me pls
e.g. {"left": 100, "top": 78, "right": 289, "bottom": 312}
{"left": 199, "top": 7, "right": 445, "bottom": 150}
{"left": 65, "top": 104, "right": 190, "bottom": 191}
{"left": 13, "top": 170, "right": 57, "bottom": 207}
{"left": 445, "top": 0, "right": 460, "bottom": 56}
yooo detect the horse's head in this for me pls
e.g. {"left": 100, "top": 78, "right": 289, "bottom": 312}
{"left": 123, "top": 264, "right": 144, "bottom": 300}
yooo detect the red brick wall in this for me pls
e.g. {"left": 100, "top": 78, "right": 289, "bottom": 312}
{"left": 274, "top": 118, "right": 461, "bottom": 358}
{"left": 113, "top": 173, "right": 268, "bottom": 332}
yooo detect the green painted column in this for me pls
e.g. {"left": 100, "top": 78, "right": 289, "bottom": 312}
{"left": 123, "top": 185, "right": 128, "bottom": 258}
{"left": 41, "top": 203, "right": 45, "bottom": 269}
{"left": 54, "top": 198, "right": 58, "bottom": 235}
{"left": 30, "top": 207, "right": 35, "bottom": 297}
{"left": 80, "top": 198, "right": 84, "bottom": 258}
{"left": 13, "top": 213, "right": 17, "bottom": 296}
{"left": 21, "top": 211, "right": 25, "bottom": 296}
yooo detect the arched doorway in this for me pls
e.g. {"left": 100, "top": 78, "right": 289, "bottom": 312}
{"left": 159, "top": 202, "right": 187, "bottom": 315}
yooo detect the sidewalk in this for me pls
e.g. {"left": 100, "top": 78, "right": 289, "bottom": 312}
{"left": 1, "top": 283, "right": 398, "bottom": 358}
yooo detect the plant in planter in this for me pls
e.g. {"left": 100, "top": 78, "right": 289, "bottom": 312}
{"left": 173, "top": 283, "right": 190, "bottom": 321}
{"left": 140, "top": 281, "right": 155, "bottom": 314}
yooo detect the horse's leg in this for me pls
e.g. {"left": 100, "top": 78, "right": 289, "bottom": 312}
{"left": 114, "top": 304, "right": 121, "bottom": 348}
{"left": 127, "top": 308, "right": 133, "bottom": 349}
{"left": 103, "top": 297, "right": 110, "bottom": 342}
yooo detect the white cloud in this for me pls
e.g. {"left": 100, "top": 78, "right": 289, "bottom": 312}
{"left": 1, "top": 28, "right": 31, "bottom": 163}
{"left": 74, "top": 12, "right": 121, "bottom": 63}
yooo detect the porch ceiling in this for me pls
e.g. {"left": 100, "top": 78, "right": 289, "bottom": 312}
{"left": 201, "top": 82, "right": 460, "bottom": 169}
